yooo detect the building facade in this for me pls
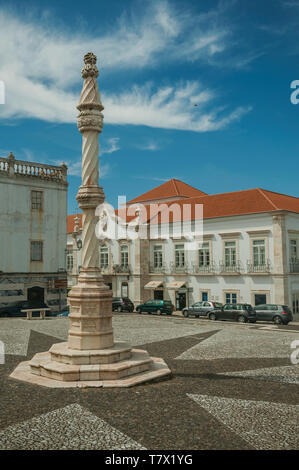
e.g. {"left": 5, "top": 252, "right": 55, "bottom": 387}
{"left": 67, "top": 179, "right": 299, "bottom": 319}
{"left": 0, "top": 152, "right": 68, "bottom": 312}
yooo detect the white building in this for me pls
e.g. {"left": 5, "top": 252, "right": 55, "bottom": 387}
{"left": 0, "top": 152, "right": 68, "bottom": 312}
{"left": 67, "top": 179, "right": 299, "bottom": 319}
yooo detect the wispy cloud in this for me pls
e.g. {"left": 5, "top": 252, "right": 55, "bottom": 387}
{"left": 0, "top": 2, "right": 251, "bottom": 131}
{"left": 102, "top": 137, "right": 120, "bottom": 155}
{"left": 136, "top": 141, "right": 160, "bottom": 151}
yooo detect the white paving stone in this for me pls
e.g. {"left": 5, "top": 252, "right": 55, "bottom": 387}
{"left": 188, "top": 394, "right": 299, "bottom": 450}
{"left": 0, "top": 404, "right": 145, "bottom": 450}
{"left": 176, "top": 327, "right": 299, "bottom": 360}
{"left": 221, "top": 365, "right": 299, "bottom": 384}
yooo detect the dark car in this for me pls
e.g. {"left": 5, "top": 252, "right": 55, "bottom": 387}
{"left": 182, "top": 301, "right": 223, "bottom": 318}
{"left": 208, "top": 303, "right": 257, "bottom": 323}
{"left": 0, "top": 300, "right": 50, "bottom": 318}
{"left": 254, "top": 304, "right": 293, "bottom": 325}
{"left": 112, "top": 297, "right": 134, "bottom": 313}
{"left": 136, "top": 299, "right": 174, "bottom": 315}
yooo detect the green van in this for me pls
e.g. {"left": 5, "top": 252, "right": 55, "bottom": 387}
{"left": 136, "top": 299, "right": 174, "bottom": 315}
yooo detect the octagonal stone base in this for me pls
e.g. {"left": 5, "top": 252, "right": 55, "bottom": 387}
{"left": 9, "top": 341, "right": 171, "bottom": 388}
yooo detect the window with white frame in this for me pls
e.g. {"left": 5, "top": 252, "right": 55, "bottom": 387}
{"left": 31, "top": 241, "right": 43, "bottom": 261}
{"left": 252, "top": 239, "right": 265, "bottom": 266}
{"left": 225, "top": 292, "right": 237, "bottom": 304}
{"left": 66, "top": 251, "right": 73, "bottom": 271}
{"left": 100, "top": 245, "right": 109, "bottom": 268}
{"left": 153, "top": 245, "right": 163, "bottom": 268}
{"left": 120, "top": 245, "right": 129, "bottom": 267}
{"left": 175, "top": 244, "right": 185, "bottom": 267}
{"left": 224, "top": 241, "right": 236, "bottom": 266}
{"left": 199, "top": 242, "right": 210, "bottom": 266}
{"left": 290, "top": 240, "right": 297, "bottom": 261}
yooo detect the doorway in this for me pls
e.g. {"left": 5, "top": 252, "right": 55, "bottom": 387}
{"left": 154, "top": 289, "right": 164, "bottom": 300}
{"left": 176, "top": 291, "right": 186, "bottom": 310}
{"left": 27, "top": 286, "right": 44, "bottom": 304}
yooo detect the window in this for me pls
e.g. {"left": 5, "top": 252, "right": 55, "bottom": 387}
{"left": 121, "top": 282, "right": 128, "bottom": 298}
{"left": 254, "top": 293, "right": 267, "bottom": 306}
{"left": 199, "top": 243, "right": 210, "bottom": 266}
{"left": 31, "top": 191, "right": 43, "bottom": 210}
{"left": 31, "top": 241, "right": 43, "bottom": 261}
{"left": 201, "top": 291, "right": 208, "bottom": 301}
{"left": 120, "top": 245, "right": 129, "bottom": 267}
{"left": 252, "top": 240, "right": 265, "bottom": 266}
{"left": 175, "top": 244, "right": 185, "bottom": 267}
{"left": 292, "top": 293, "right": 299, "bottom": 314}
{"left": 290, "top": 240, "right": 297, "bottom": 261}
{"left": 154, "top": 245, "right": 163, "bottom": 268}
{"left": 100, "top": 245, "right": 109, "bottom": 268}
{"left": 224, "top": 241, "right": 236, "bottom": 266}
{"left": 225, "top": 292, "right": 237, "bottom": 304}
{"left": 66, "top": 252, "right": 73, "bottom": 271}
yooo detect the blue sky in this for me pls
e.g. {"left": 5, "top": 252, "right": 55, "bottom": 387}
{"left": 0, "top": 0, "right": 298, "bottom": 213}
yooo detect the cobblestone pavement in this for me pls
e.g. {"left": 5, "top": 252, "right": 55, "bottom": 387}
{"left": 0, "top": 314, "right": 298, "bottom": 450}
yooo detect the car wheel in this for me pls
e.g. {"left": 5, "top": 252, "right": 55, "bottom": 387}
{"left": 237, "top": 315, "right": 246, "bottom": 323}
{"left": 183, "top": 310, "right": 189, "bottom": 318}
{"left": 273, "top": 316, "right": 282, "bottom": 325}
{"left": 136, "top": 308, "right": 142, "bottom": 314}
{"left": 166, "top": 312, "right": 172, "bottom": 315}
{"left": 209, "top": 313, "right": 216, "bottom": 321}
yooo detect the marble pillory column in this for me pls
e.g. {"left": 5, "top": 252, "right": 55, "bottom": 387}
{"left": 10, "top": 53, "right": 171, "bottom": 388}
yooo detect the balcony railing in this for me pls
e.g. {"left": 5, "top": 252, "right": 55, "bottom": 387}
{"left": 113, "top": 264, "right": 131, "bottom": 274}
{"left": 290, "top": 259, "right": 299, "bottom": 273}
{"left": 100, "top": 265, "right": 111, "bottom": 274}
{"left": 0, "top": 154, "right": 67, "bottom": 183}
{"left": 191, "top": 262, "right": 216, "bottom": 274}
{"left": 149, "top": 263, "right": 166, "bottom": 273}
{"left": 247, "top": 260, "right": 270, "bottom": 273}
{"left": 219, "top": 261, "right": 241, "bottom": 273}
{"left": 169, "top": 262, "right": 189, "bottom": 274}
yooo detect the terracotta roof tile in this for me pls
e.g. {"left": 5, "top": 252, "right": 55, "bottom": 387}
{"left": 127, "top": 178, "right": 207, "bottom": 204}
{"left": 68, "top": 186, "right": 299, "bottom": 232}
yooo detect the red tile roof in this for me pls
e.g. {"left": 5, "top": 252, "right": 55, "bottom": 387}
{"left": 67, "top": 186, "right": 299, "bottom": 232}
{"left": 127, "top": 178, "right": 207, "bottom": 204}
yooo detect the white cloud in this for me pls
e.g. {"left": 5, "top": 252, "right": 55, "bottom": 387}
{"left": 102, "top": 137, "right": 120, "bottom": 155}
{"left": 0, "top": 3, "right": 251, "bottom": 131}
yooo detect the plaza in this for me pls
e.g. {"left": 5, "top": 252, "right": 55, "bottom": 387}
{"left": 0, "top": 313, "right": 298, "bottom": 450}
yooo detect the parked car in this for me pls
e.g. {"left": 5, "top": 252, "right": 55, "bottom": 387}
{"left": 0, "top": 300, "right": 50, "bottom": 318}
{"left": 136, "top": 299, "right": 174, "bottom": 315}
{"left": 182, "top": 301, "right": 223, "bottom": 318}
{"left": 208, "top": 303, "right": 257, "bottom": 323}
{"left": 112, "top": 297, "right": 134, "bottom": 313}
{"left": 254, "top": 304, "right": 293, "bottom": 325}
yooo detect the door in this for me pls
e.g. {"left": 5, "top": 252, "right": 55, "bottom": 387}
{"left": 154, "top": 290, "right": 163, "bottom": 300}
{"left": 201, "top": 301, "right": 213, "bottom": 316}
{"left": 176, "top": 292, "right": 186, "bottom": 310}
{"left": 222, "top": 304, "right": 234, "bottom": 320}
{"left": 28, "top": 286, "right": 44, "bottom": 304}
{"left": 255, "top": 304, "right": 268, "bottom": 321}
{"left": 190, "top": 302, "right": 202, "bottom": 316}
